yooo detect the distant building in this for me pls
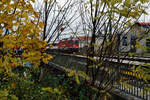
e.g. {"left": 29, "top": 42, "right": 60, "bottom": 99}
{"left": 121, "top": 22, "right": 150, "bottom": 54}
{"left": 75, "top": 36, "right": 91, "bottom": 48}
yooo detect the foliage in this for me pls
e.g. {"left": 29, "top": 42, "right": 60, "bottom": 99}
{"left": 0, "top": 0, "right": 52, "bottom": 72}
{"left": 0, "top": 0, "right": 150, "bottom": 99}
{"left": 0, "top": 0, "right": 52, "bottom": 99}
{"left": 0, "top": 65, "right": 102, "bottom": 100}
{"left": 79, "top": 0, "right": 150, "bottom": 99}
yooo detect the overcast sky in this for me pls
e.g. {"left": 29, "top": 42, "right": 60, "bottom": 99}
{"left": 33, "top": 0, "right": 150, "bottom": 41}
{"left": 137, "top": 2, "right": 150, "bottom": 22}
{"left": 34, "top": 0, "right": 150, "bottom": 22}
{"left": 139, "top": 11, "right": 150, "bottom": 22}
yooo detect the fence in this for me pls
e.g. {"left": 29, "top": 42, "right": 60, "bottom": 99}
{"left": 50, "top": 52, "right": 150, "bottom": 100}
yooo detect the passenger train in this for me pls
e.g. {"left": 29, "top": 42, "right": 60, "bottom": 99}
{"left": 47, "top": 39, "right": 79, "bottom": 53}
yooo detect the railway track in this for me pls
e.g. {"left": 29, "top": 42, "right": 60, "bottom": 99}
{"left": 49, "top": 51, "right": 150, "bottom": 65}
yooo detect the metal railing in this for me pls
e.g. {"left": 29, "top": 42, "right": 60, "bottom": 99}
{"left": 50, "top": 52, "right": 150, "bottom": 100}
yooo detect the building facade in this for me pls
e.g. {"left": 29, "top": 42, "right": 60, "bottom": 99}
{"left": 120, "top": 22, "right": 150, "bottom": 54}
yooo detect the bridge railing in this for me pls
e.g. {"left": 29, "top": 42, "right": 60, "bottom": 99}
{"left": 50, "top": 52, "right": 150, "bottom": 100}
{"left": 109, "top": 62, "right": 150, "bottom": 100}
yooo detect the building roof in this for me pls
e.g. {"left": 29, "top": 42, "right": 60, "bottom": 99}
{"left": 59, "top": 36, "right": 92, "bottom": 41}
{"left": 135, "top": 22, "right": 150, "bottom": 28}
{"left": 76, "top": 36, "right": 91, "bottom": 41}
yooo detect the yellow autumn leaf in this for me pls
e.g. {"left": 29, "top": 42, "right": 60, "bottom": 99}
{"left": 42, "top": 58, "right": 49, "bottom": 64}
{"left": 38, "top": 22, "right": 44, "bottom": 28}
{"left": 75, "top": 74, "right": 80, "bottom": 84}
{"left": 68, "top": 70, "right": 75, "bottom": 77}
{"left": 0, "top": 29, "right": 3, "bottom": 34}
{"left": 11, "top": 83, "right": 16, "bottom": 89}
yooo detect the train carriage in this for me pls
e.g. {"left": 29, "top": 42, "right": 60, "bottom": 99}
{"left": 57, "top": 39, "right": 79, "bottom": 53}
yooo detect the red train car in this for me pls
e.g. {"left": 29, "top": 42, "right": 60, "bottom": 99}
{"left": 57, "top": 39, "right": 79, "bottom": 53}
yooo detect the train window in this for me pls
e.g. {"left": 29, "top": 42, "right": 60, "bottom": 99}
{"left": 75, "top": 40, "right": 79, "bottom": 44}
{"left": 68, "top": 40, "right": 74, "bottom": 44}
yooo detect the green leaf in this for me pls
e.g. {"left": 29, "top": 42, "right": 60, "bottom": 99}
{"left": 42, "top": 87, "right": 53, "bottom": 93}
{"left": 10, "top": 95, "right": 18, "bottom": 100}
{"left": 0, "top": 90, "right": 8, "bottom": 98}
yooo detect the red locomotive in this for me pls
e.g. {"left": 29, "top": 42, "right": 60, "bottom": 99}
{"left": 47, "top": 36, "right": 91, "bottom": 53}
{"left": 57, "top": 39, "right": 79, "bottom": 53}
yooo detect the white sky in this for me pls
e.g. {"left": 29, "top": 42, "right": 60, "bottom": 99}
{"left": 138, "top": 2, "right": 150, "bottom": 22}
{"left": 34, "top": 0, "right": 150, "bottom": 22}
{"left": 33, "top": 0, "right": 150, "bottom": 41}
{"left": 139, "top": 11, "right": 150, "bottom": 22}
